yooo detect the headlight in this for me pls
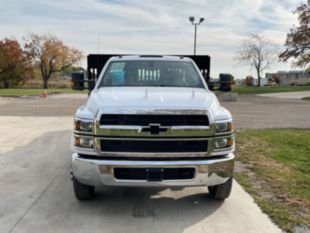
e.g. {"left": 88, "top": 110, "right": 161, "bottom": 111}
{"left": 74, "top": 136, "right": 94, "bottom": 148}
{"left": 214, "top": 137, "right": 233, "bottom": 149}
{"left": 215, "top": 122, "right": 232, "bottom": 133}
{"left": 74, "top": 119, "right": 93, "bottom": 132}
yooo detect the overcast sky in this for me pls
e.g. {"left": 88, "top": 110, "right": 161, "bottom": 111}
{"left": 0, "top": 0, "right": 302, "bottom": 79}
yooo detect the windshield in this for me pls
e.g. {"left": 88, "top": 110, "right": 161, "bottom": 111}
{"left": 98, "top": 60, "right": 204, "bottom": 88}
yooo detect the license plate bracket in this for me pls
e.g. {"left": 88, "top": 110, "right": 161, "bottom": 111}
{"left": 147, "top": 168, "right": 163, "bottom": 181}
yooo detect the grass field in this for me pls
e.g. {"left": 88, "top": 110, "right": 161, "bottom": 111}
{"left": 235, "top": 129, "right": 310, "bottom": 232}
{"left": 232, "top": 86, "right": 310, "bottom": 95}
{"left": 0, "top": 88, "right": 88, "bottom": 96}
{"left": 302, "top": 96, "right": 310, "bottom": 101}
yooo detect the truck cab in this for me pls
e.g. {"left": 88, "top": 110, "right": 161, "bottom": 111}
{"left": 71, "top": 55, "right": 235, "bottom": 200}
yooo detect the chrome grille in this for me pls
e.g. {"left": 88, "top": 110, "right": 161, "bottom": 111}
{"left": 95, "top": 112, "right": 213, "bottom": 157}
{"left": 100, "top": 114, "right": 209, "bottom": 126}
{"left": 100, "top": 139, "right": 208, "bottom": 153}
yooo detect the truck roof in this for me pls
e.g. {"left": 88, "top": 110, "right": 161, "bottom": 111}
{"left": 108, "top": 55, "right": 193, "bottom": 62}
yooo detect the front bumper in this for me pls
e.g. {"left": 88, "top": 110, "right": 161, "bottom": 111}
{"left": 72, "top": 153, "right": 234, "bottom": 187}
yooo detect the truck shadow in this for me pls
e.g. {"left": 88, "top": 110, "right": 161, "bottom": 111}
{"left": 74, "top": 186, "right": 225, "bottom": 232}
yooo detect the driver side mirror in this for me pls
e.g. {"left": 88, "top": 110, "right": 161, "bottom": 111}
{"left": 86, "top": 79, "right": 96, "bottom": 91}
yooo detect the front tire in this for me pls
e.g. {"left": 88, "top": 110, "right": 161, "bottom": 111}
{"left": 73, "top": 177, "right": 95, "bottom": 201}
{"left": 208, "top": 177, "right": 233, "bottom": 200}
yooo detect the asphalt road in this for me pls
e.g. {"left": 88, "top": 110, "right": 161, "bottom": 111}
{"left": 0, "top": 117, "right": 281, "bottom": 233}
{"left": 1, "top": 93, "right": 309, "bottom": 129}
{"left": 222, "top": 95, "right": 310, "bottom": 129}
{"left": 2, "top": 93, "right": 309, "bottom": 233}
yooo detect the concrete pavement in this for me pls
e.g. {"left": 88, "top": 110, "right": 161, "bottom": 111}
{"left": 2, "top": 93, "right": 309, "bottom": 232}
{"left": 0, "top": 117, "right": 73, "bottom": 154}
{"left": 0, "top": 116, "right": 282, "bottom": 233}
{"left": 257, "top": 91, "right": 310, "bottom": 99}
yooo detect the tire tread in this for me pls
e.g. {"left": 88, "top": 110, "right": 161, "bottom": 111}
{"left": 208, "top": 177, "right": 233, "bottom": 200}
{"left": 73, "top": 177, "right": 95, "bottom": 201}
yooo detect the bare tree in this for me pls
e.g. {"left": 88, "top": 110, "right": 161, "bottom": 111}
{"left": 236, "top": 34, "right": 278, "bottom": 87}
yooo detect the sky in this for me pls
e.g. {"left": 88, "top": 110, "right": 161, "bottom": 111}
{"left": 0, "top": 0, "right": 303, "bottom": 79}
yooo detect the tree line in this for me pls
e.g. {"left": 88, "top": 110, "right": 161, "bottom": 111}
{"left": 0, "top": 33, "right": 83, "bottom": 89}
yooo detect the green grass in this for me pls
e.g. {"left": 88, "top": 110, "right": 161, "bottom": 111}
{"left": 232, "top": 86, "right": 310, "bottom": 95}
{"left": 302, "top": 96, "right": 310, "bottom": 101}
{"left": 235, "top": 129, "right": 310, "bottom": 232}
{"left": 0, "top": 88, "right": 88, "bottom": 96}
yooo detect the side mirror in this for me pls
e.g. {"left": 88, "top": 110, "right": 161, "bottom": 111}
{"left": 87, "top": 80, "right": 96, "bottom": 91}
{"left": 207, "top": 82, "right": 215, "bottom": 91}
{"left": 71, "top": 72, "right": 85, "bottom": 90}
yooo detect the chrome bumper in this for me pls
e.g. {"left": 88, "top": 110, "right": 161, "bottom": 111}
{"left": 72, "top": 153, "right": 234, "bottom": 187}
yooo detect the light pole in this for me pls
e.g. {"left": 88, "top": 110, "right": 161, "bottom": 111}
{"left": 189, "top": 16, "right": 204, "bottom": 55}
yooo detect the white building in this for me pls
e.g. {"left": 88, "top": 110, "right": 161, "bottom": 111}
{"left": 265, "top": 71, "right": 310, "bottom": 86}
{"left": 253, "top": 78, "right": 268, "bottom": 87}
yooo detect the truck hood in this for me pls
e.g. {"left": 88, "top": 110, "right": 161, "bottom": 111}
{"left": 87, "top": 87, "right": 217, "bottom": 113}
{"left": 76, "top": 87, "right": 231, "bottom": 122}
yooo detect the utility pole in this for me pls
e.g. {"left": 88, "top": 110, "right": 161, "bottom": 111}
{"left": 97, "top": 34, "right": 100, "bottom": 53}
{"left": 189, "top": 17, "right": 205, "bottom": 55}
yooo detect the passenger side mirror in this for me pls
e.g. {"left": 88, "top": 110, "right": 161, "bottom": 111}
{"left": 207, "top": 82, "right": 215, "bottom": 91}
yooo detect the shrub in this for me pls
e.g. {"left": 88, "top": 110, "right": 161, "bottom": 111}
{"left": 22, "top": 79, "right": 72, "bottom": 88}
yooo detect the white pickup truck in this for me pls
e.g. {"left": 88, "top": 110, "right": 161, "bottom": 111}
{"left": 71, "top": 55, "right": 235, "bottom": 200}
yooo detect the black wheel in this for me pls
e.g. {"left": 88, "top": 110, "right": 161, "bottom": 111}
{"left": 208, "top": 177, "right": 233, "bottom": 200}
{"left": 72, "top": 177, "right": 95, "bottom": 201}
